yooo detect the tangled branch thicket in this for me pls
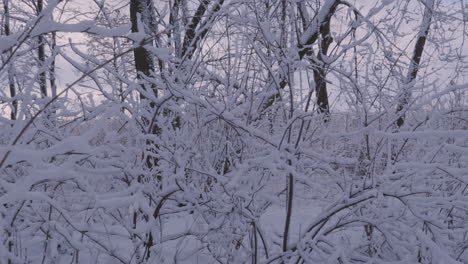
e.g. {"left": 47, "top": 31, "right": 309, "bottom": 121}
{"left": 0, "top": 0, "right": 467, "bottom": 263}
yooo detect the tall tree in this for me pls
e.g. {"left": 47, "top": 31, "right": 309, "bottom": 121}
{"left": 49, "top": 31, "right": 56, "bottom": 97}
{"left": 130, "top": 0, "right": 158, "bottom": 260}
{"left": 298, "top": 0, "right": 339, "bottom": 117}
{"left": 3, "top": 0, "right": 17, "bottom": 120}
{"left": 130, "top": 0, "right": 157, "bottom": 101}
{"left": 37, "top": 0, "right": 47, "bottom": 97}
{"left": 261, "top": 0, "right": 340, "bottom": 118}
{"left": 181, "top": 0, "right": 225, "bottom": 60}
{"left": 395, "top": 0, "right": 435, "bottom": 128}
{"left": 311, "top": 14, "right": 332, "bottom": 116}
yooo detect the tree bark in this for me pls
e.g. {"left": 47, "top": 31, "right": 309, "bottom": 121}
{"left": 130, "top": 1, "right": 158, "bottom": 259}
{"left": 312, "top": 14, "right": 333, "bottom": 118}
{"left": 181, "top": 0, "right": 225, "bottom": 60}
{"left": 50, "top": 32, "right": 57, "bottom": 98}
{"left": 3, "top": 0, "right": 17, "bottom": 120}
{"left": 396, "top": 0, "right": 435, "bottom": 128}
{"left": 182, "top": 0, "right": 209, "bottom": 59}
{"left": 262, "top": 0, "right": 339, "bottom": 117}
{"left": 298, "top": 0, "right": 340, "bottom": 60}
{"left": 38, "top": 0, "right": 47, "bottom": 97}
{"left": 130, "top": 0, "right": 157, "bottom": 101}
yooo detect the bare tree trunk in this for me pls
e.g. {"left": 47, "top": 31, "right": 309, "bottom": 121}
{"left": 130, "top": 1, "right": 157, "bottom": 260}
{"left": 297, "top": 0, "right": 339, "bottom": 60}
{"left": 38, "top": 0, "right": 47, "bottom": 97}
{"left": 181, "top": 0, "right": 224, "bottom": 60}
{"left": 182, "top": 0, "right": 209, "bottom": 59}
{"left": 312, "top": 15, "right": 332, "bottom": 118}
{"left": 169, "top": 0, "right": 181, "bottom": 57}
{"left": 299, "top": 0, "right": 339, "bottom": 119}
{"left": 283, "top": 170, "right": 294, "bottom": 252}
{"left": 262, "top": 0, "right": 339, "bottom": 116}
{"left": 3, "top": 0, "right": 17, "bottom": 120}
{"left": 49, "top": 32, "right": 57, "bottom": 98}
{"left": 280, "top": 0, "right": 294, "bottom": 253}
{"left": 130, "top": 0, "right": 157, "bottom": 102}
{"left": 282, "top": 2, "right": 339, "bottom": 254}
{"left": 130, "top": 0, "right": 160, "bottom": 168}
{"left": 396, "top": 0, "right": 435, "bottom": 128}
